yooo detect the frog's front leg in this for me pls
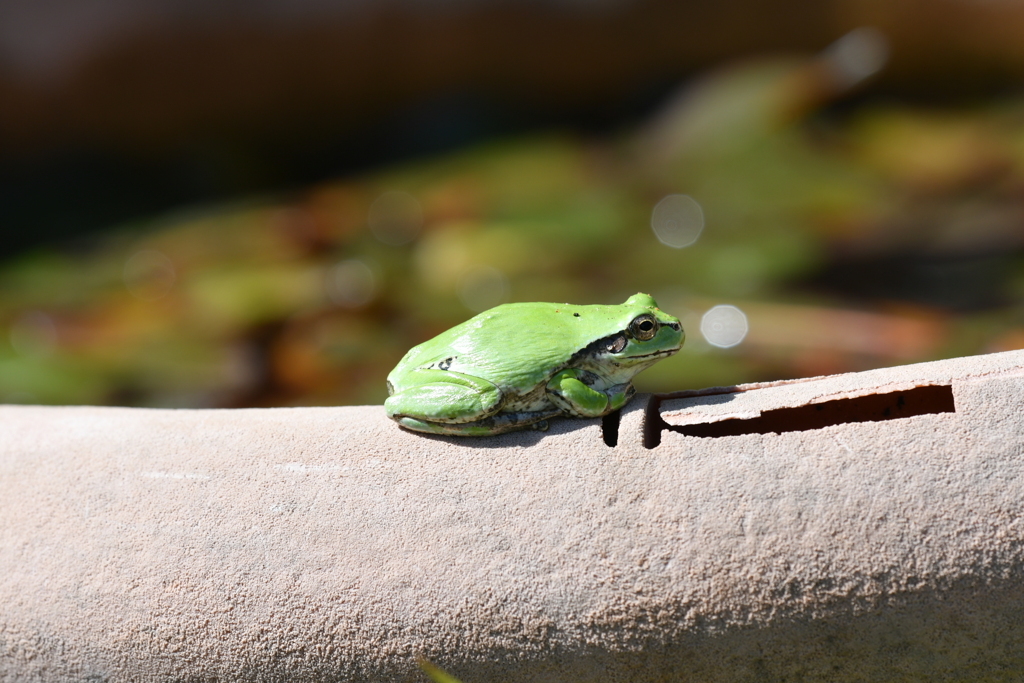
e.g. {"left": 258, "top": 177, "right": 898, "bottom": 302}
{"left": 546, "top": 369, "right": 635, "bottom": 418}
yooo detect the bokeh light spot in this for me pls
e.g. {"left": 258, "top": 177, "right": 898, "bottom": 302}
{"left": 368, "top": 191, "right": 423, "bottom": 246}
{"left": 124, "top": 249, "right": 176, "bottom": 301}
{"left": 9, "top": 311, "right": 57, "bottom": 358}
{"left": 701, "top": 305, "right": 748, "bottom": 348}
{"left": 651, "top": 194, "right": 704, "bottom": 248}
{"left": 328, "top": 259, "right": 376, "bottom": 308}
{"left": 825, "top": 27, "right": 889, "bottom": 87}
{"left": 458, "top": 265, "right": 508, "bottom": 313}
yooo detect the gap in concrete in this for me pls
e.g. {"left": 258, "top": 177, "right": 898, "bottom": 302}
{"left": 601, "top": 409, "right": 621, "bottom": 447}
{"left": 644, "top": 395, "right": 665, "bottom": 449}
{"left": 643, "top": 385, "right": 956, "bottom": 448}
{"left": 667, "top": 385, "right": 956, "bottom": 440}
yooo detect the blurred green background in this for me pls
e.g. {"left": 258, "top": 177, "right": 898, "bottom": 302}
{"left": 3, "top": 0, "right": 1024, "bottom": 408}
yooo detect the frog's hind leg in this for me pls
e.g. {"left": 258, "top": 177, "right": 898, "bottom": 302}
{"left": 396, "top": 409, "right": 562, "bottom": 436}
{"left": 385, "top": 369, "right": 503, "bottom": 425}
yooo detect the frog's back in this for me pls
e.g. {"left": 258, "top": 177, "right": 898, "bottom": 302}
{"left": 391, "top": 301, "right": 625, "bottom": 393}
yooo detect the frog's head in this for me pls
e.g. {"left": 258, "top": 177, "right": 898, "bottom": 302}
{"left": 587, "top": 293, "right": 683, "bottom": 373}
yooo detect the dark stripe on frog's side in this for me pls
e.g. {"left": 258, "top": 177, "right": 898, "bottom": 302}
{"left": 564, "top": 331, "right": 631, "bottom": 366}
{"left": 492, "top": 330, "right": 651, "bottom": 410}
{"left": 566, "top": 322, "right": 682, "bottom": 367}
{"left": 493, "top": 335, "right": 635, "bottom": 414}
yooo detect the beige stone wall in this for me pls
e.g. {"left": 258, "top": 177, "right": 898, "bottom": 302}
{"left": 3, "top": 349, "right": 1024, "bottom": 681}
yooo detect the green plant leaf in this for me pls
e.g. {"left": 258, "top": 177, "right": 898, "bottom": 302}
{"left": 418, "top": 658, "right": 464, "bottom": 683}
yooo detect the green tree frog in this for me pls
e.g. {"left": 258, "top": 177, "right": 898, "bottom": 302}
{"left": 385, "top": 293, "right": 683, "bottom": 436}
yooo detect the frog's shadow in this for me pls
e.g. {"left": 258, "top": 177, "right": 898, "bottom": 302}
{"left": 402, "top": 416, "right": 595, "bottom": 449}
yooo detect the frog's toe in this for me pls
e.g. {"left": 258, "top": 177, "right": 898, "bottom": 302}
{"left": 531, "top": 420, "right": 549, "bottom": 432}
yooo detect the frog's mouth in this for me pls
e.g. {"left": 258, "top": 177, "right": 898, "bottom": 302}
{"left": 621, "top": 348, "right": 679, "bottom": 362}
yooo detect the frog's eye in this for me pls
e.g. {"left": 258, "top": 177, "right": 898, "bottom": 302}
{"left": 629, "top": 314, "right": 659, "bottom": 341}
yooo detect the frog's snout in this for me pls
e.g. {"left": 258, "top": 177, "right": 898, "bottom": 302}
{"left": 664, "top": 320, "right": 685, "bottom": 351}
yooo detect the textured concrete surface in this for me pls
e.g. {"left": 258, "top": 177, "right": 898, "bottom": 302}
{"left": 3, "top": 349, "right": 1024, "bottom": 681}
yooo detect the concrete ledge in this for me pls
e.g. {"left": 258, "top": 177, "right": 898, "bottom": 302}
{"left": 3, "top": 350, "right": 1024, "bottom": 681}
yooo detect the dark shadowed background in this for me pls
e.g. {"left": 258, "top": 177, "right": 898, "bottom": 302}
{"left": 3, "top": 0, "right": 1024, "bottom": 408}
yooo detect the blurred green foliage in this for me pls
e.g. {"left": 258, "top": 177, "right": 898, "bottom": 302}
{"left": 3, "top": 51, "right": 1024, "bottom": 409}
{"left": 419, "top": 659, "right": 465, "bottom": 683}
